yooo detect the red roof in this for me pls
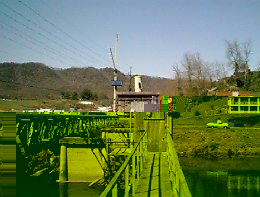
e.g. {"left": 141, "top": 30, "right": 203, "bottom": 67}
{"left": 216, "top": 91, "right": 253, "bottom": 96}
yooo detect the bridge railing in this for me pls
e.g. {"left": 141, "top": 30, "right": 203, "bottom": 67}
{"left": 16, "top": 113, "right": 119, "bottom": 146}
{"left": 166, "top": 132, "right": 192, "bottom": 197}
{"left": 100, "top": 130, "right": 147, "bottom": 197}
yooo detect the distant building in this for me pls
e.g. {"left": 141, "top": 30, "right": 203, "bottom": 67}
{"left": 117, "top": 92, "right": 160, "bottom": 112}
{"left": 217, "top": 91, "right": 253, "bottom": 96}
{"left": 37, "top": 108, "right": 52, "bottom": 112}
{"left": 22, "top": 109, "right": 37, "bottom": 112}
{"left": 79, "top": 101, "right": 94, "bottom": 105}
{"left": 97, "top": 106, "right": 112, "bottom": 112}
{"left": 228, "top": 96, "right": 260, "bottom": 114}
{"left": 116, "top": 75, "right": 160, "bottom": 112}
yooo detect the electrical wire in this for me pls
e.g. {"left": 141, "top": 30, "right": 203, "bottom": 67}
{"left": 0, "top": 49, "right": 27, "bottom": 62}
{"left": 1, "top": 33, "right": 65, "bottom": 64}
{"left": 19, "top": 0, "right": 110, "bottom": 65}
{"left": 0, "top": 10, "right": 89, "bottom": 66}
{"left": 0, "top": 1, "right": 105, "bottom": 66}
{"left": 0, "top": 20, "right": 85, "bottom": 66}
{"left": 40, "top": 0, "right": 109, "bottom": 53}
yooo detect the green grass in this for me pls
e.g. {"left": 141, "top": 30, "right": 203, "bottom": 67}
{"left": 174, "top": 97, "right": 260, "bottom": 127}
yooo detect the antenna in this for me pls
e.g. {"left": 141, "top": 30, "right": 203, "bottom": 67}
{"left": 110, "top": 34, "right": 122, "bottom": 112}
{"left": 114, "top": 34, "right": 119, "bottom": 68}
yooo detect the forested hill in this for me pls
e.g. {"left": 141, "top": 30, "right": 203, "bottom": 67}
{"left": 0, "top": 62, "right": 176, "bottom": 99}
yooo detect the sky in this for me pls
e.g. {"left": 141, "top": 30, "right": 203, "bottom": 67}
{"left": 0, "top": 0, "right": 260, "bottom": 78}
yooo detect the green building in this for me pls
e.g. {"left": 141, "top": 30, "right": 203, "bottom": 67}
{"left": 228, "top": 96, "right": 260, "bottom": 114}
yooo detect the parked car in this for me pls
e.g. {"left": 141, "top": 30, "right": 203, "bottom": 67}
{"left": 207, "top": 121, "right": 229, "bottom": 129}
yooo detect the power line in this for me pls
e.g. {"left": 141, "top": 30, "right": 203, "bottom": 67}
{"left": 0, "top": 10, "right": 89, "bottom": 66}
{"left": 19, "top": 0, "right": 110, "bottom": 65}
{"left": 1, "top": 33, "right": 66, "bottom": 65}
{"left": 39, "top": 0, "right": 110, "bottom": 60}
{"left": 0, "top": 50, "right": 27, "bottom": 62}
{"left": 0, "top": 20, "right": 85, "bottom": 66}
{"left": 0, "top": 1, "right": 104, "bottom": 66}
{"left": 0, "top": 23, "right": 68, "bottom": 64}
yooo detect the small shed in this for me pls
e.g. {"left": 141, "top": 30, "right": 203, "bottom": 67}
{"left": 116, "top": 92, "right": 160, "bottom": 112}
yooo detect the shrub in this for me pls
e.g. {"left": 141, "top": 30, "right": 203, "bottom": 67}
{"left": 194, "top": 110, "right": 201, "bottom": 116}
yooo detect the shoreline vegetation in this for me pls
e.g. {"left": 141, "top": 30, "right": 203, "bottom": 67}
{"left": 173, "top": 128, "right": 260, "bottom": 171}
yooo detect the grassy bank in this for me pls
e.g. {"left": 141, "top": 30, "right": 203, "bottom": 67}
{"left": 173, "top": 128, "right": 260, "bottom": 160}
{"left": 179, "top": 157, "right": 260, "bottom": 171}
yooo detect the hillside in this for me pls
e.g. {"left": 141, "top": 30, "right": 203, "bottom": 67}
{"left": 0, "top": 62, "right": 177, "bottom": 100}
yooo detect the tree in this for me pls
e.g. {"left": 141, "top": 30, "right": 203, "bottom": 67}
{"left": 256, "top": 62, "right": 260, "bottom": 71}
{"left": 61, "top": 91, "right": 71, "bottom": 99}
{"left": 226, "top": 40, "right": 241, "bottom": 76}
{"left": 181, "top": 52, "right": 211, "bottom": 95}
{"left": 182, "top": 53, "right": 193, "bottom": 94}
{"left": 71, "top": 92, "right": 78, "bottom": 100}
{"left": 172, "top": 64, "right": 183, "bottom": 95}
{"left": 81, "top": 88, "right": 98, "bottom": 100}
{"left": 225, "top": 40, "right": 252, "bottom": 82}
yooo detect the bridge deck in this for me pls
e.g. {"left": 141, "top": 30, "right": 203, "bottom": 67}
{"left": 135, "top": 152, "right": 173, "bottom": 197}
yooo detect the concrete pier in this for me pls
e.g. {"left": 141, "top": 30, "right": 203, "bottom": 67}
{"left": 59, "top": 145, "right": 67, "bottom": 183}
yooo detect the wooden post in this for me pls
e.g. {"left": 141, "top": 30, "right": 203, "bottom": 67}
{"left": 125, "top": 165, "right": 129, "bottom": 197}
{"left": 59, "top": 182, "right": 67, "bottom": 197}
{"left": 257, "top": 176, "right": 259, "bottom": 192}
{"left": 132, "top": 153, "right": 136, "bottom": 196}
{"left": 227, "top": 175, "right": 231, "bottom": 190}
{"left": 238, "top": 176, "right": 240, "bottom": 190}
{"left": 137, "top": 145, "right": 140, "bottom": 181}
{"left": 140, "top": 138, "right": 143, "bottom": 173}
{"left": 247, "top": 176, "right": 250, "bottom": 190}
{"left": 112, "top": 183, "right": 118, "bottom": 197}
{"left": 59, "top": 145, "right": 67, "bottom": 183}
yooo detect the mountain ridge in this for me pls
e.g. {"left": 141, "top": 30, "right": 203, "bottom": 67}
{"left": 0, "top": 62, "right": 177, "bottom": 99}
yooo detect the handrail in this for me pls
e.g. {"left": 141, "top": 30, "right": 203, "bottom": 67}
{"left": 167, "top": 132, "right": 192, "bottom": 197}
{"left": 100, "top": 130, "right": 147, "bottom": 197}
{"left": 16, "top": 113, "right": 120, "bottom": 146}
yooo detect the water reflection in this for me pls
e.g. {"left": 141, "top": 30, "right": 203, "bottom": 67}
{"left": 184, "top": 170, "right": 260, "bottom": 197}
{"left": 59, "top": 182, "right": 104, "bottom": 197}
{"left": 17, "top": 176, "right": 104, "bottom": 197}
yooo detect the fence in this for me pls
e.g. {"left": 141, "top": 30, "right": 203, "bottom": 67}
{"left": 166, "top": 132, "right": 192, "bottom": 197}
{"left": 100, "top": 130, "right": 147, "bottom": 197}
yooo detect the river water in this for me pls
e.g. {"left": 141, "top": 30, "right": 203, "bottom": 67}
{"left": 17, "top": 159, "right": 260, "bottom": 197}
{"left": 17, "top": 176, "right": 104, "bottom": 197}
{"left": 183, "top": 169, "right": 260, "bottom": 197}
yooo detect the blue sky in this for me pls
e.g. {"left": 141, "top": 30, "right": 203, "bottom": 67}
{"left": 0, "top": 0, "right": 259, "bottom": 78}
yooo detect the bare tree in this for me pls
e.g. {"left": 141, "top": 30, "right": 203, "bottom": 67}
{"left": 182, "top": 53, "right": 193, "bottom": 94}
{"left": 255, "top": 61, "right": 260, "bottom": 71}
{"left": 172, "top": 64, "right": 183, "bottom": 95}
{"left": 213, "top": 61, "right": 227, "bottom": 82}
{"left": 225, "top": 40, "right": 252, "bottom": 81}
{"left": 225, "top": 40, "right": 242, "bottom": 76}
{"left": 242, "top": 40, "right": 252, "bottom": 81}
{"left": 180, "top": 52, "right": 211, "bottom": 95}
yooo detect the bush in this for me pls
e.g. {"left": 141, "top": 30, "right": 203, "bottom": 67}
{"left": 172, "top": 112, "right": 181, "bottom": 119}
{"left": 194, "top": 110, "right": 201, "bottom": 116}
{"left": 81, "top": 88, "right": 98, "bottom": 100}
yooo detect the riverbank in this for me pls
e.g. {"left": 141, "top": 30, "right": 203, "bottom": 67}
{"left": 173, "top": 128, "right": 260, "bottom": 162}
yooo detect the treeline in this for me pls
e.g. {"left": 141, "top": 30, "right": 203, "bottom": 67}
{"left": 60, "top": 88, "right": 99, "bottom": 100}
{"left": 172, "top": 40, "right": 260, "bottom": 95}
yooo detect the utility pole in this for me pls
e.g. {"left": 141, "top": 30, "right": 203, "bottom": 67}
{"left": 111, "top": 34, "right": 119, "bottom": 112}
{"left": 110, "top": 48, "right": 117, "bottom": 112}
{"left": 129, "top": 66, "right": 132, "bottom": 92}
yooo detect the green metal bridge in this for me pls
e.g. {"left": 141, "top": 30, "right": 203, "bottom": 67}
{"left": 16, "top": 112, "right": 191, "bottom": 197}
